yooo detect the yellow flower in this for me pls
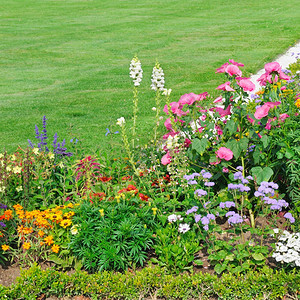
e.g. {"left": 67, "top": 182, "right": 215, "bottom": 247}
{"left": 60, "top": 219, "right": 72, "bottom": 228}
{"left": 38, "top": 230, "right": 45, "bottom": 237}
{"left": 152, "top": 207, "right": 158, "bottom": 215}
{"left": 13, "top": 166, "right": 22, "bottom": 174}
{"left": 99, "top": 209, "right": 104, "bottom": 217}
{"left": 295, "top": 99, "right": 300, "bottom": 108}
{"left": 48, "top": 152, "right": 55, "bottom": 160}
{"left": 22, "top": 242, "right": 31, "bottom": 250}
{"left": 44, "top": 235, "right": 54, "bottom": 246}
{"left": 32, "top": 148, "right": 39, "bottom": 155}
{"left": 51, "top": 244, "right": 60, "bottom": 253}
{"left": 1, "top": 244, "right": 9, "bottom": 251}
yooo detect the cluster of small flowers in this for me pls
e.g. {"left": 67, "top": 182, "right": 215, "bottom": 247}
{"left": 254, "top": 181, "right": 290, "bottom": 212}
{"left": 151, "top": 63, "right": 165, "bottom": 91}
{"left": 166, "top": 134, "right": 180, "bottom": 150}
{"left": 129, "top": 56, "right": 143, "bottom": 86}
{"left": 168, "top": 214, "right": 190, "bottom": 233}
{"left": 227, "top": 168, "right": 252, "bottom": 192}
{"left": 272, "top": 230, "right": 300, "bottom": 267}
{"left": 226, "top": 211, "right": 243, "bottom": 225}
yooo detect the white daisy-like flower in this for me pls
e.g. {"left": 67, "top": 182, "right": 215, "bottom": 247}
{"left": 178, "top": 223, "right": 190, "bottom": 234}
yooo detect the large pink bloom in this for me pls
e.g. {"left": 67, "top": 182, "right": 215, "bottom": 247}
{"left": 216, "top": 62, "right": 229, "bottom": 73}
{"left": 237, "top": 78, "right": 255, "bottom": 92}
{"left": 214, "top": 104, "right": 232, "bottom": 117}
{"left": 216, "top": 82, "right": 235, "bottom": 92}
{"left": 229, "top": 59, "right": 244, "bottom": 67}
{"left": 257, "top": 72, "right": 275, "bottom": 86}
{"left": 216, "top": 147, "right": 233, "bottom": 161}
{"left": 161, "top": 151, "right": 171, "bottom": 165}
{"left": 279, "top": 71, "right": 290, "bottom": 81}
{"left": 225, "top": 64, "right": 242, "bottom": 77}
{"left": 254, "top": 101, "right": 281, "bottom": 120}
{"left": 279, "top": 113, "right": 290, "bottom": 122}
{"left": 264, "top": 62, "right": 281, "bottom": 74}
{"left": 163, "top": 102, "right": 188, "bottom": 117}
{"left": 178, "top": 92, "right": 208, "bottom": 106}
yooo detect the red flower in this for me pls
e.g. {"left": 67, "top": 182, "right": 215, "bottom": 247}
{"left": 139, "top": 193, "right": 149, "bottom": 201}
{"left": 99, "top": 176, "right": 112, "bottom": 182}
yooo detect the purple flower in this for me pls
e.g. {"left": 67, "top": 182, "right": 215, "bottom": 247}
{"left": 284, "top": 212, "right": 295, "bottom": 223}
{"left": 201, "top": 216, "right": 210, "bottom": 225}
{"left": 246, "top": 175, "right": 253, "bottom": 180}
{"left": 219, "top": 201, "right": 235, "bottom": 209}
{"left": 203, "top": 225, "right": 209, "bottom": 231}
{"left": 194, "top": 189, "right": 207, "bottom": 197}
{"left": 186, "top": 206, "right": 198, "bottom": 215}
{"left": 241, "top": 178, "right": 249, "bottom": 184}
{"left": 238, "top": 184, "right": 251, "bottom": 192}
{"left": 254, "top": 191, "right": 264, "bottom": 197}
{"left": 203, "top": 201, "right": 211, "bottom": 209}
{"left": 228, "top": 213, "right": 243, "bottom": 225}
{"left": 204, "top": 181, "right": 215, "bottom": 187}
{"left": 0, "top": 203, "right": 7, "bottom": 210}
{"left": 184, "top": 174, "right": 194, "bottom": 181}
{"left": 202, "top": 172, "right": 212, "bottom": 179}
{"left": 192, "top": 173, "right": 200, "bottom": 177}
{"left": 207, "top": 213, "right": 215, "bottom": 220}
{"left": 236, "top": 166, "right": 243, "bottom": 171}
{"left": 226, "top": 211, "right": 236, "bottom": 217}
{"left": 187, "top": 180, "right": 198, "bottom": 185}
{"left": 0, "top": 222, "right": 6, "bottom": 227}
{"left": 234, "top": 171, "right": 243, "bottom": 180}
{"left": 195, "top": 214, "right": 201, "bottom": 223}
{"left": 228, "top": 183, "right": 239, "bottom": 190}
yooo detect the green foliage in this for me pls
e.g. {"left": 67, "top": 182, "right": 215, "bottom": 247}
{"left": 69, "top": 201, "right": 154, "bottom": 272}
{"left": 1, "top": 264, "right": 299, "bottom": 299}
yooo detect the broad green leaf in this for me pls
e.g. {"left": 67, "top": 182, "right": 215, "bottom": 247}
{"left": 251, "top": 166, "right": 273, "bottom": 184}
{"left": 193, "top": 259, "right": 203, "bottom": 266}
{"left": 285, "top": 148, "right": 294, "bottom": 159}
{"left": 192, "top": 138, "right": 208, "bottom": 155}
{"left": 225, "top": 119, "right": 238, "bottom": 135}
{"left": 214, "top": 263, "right": 225, "bottom": 274}
{"left": 261, "top": 135, "right": 269, "bottom": 148}
{"left": 252, "top": 253, "right": 265, "bottom": 261}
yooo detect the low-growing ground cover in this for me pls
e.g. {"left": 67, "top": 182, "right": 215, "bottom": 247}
{"left": 1, "top": 0, "right": 300, "bottom": 152}
{"left": 0, "top": 57, "right": 300, "bottom": 299}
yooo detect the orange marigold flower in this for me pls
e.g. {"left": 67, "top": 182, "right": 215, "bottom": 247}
{"left": 22, "top": 242, "right": 31, "bottom": 250}
{"left": 3, "top": 210, "right": 13, "bottom": 221}
{"left": 51, "top": 244, "right": 60, "bottom": 253}
{"left": 38, "top": 230, "right": 45, "bottom": 237}
{"left": 60, "top": 219, "right": 72, "bottom": 228}
{"left": 13, "top": 204, "right": 23, "bottom": 211}
{"left": 1, "top": 244, "right": 9, "bottom": 251}
{"left": 23, "top": 227, "right": 33, "bottom": 235}
{"left": 44, "top": 235, "right": 54, "bottom": 246}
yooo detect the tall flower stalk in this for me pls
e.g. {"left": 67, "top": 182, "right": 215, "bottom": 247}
{"left": 151, "top": 61, "right": 165, "bottom": 144}
{"left": 129, "top": 56, "right": 143, "bottom": 148}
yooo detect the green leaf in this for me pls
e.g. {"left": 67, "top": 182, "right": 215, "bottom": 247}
{"left": 252, "top": 253, "right": 265, "bottom": 261}
{"left": 193, "top": 259, "right": 203, "bottom": 266}
{"left": 276, "top": 152, "right": 283, "bottom": 159}
{"left": 225, "top": 119, "right": 238, "bottom": 135}
{"left": 225, "top": 254, "right": 235, "bottom": 261}
{"left": 251, "top": 166, "right": 273, "bottom": 184}
{"left": 214, "top": 263, "right": 225, "bottom": 274}
{"left": 261, "top": 135, "right": 269, "bottom": 148}
{"left": 192, "top": 138, "right": 208, "bottom": 155}
{"left": 285, "top": 148, "right": 294, "bottom": 159}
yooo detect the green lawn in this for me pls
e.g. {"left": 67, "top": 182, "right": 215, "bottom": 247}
{"left": 0, "top": 0, "right": 299, "bottom": 152}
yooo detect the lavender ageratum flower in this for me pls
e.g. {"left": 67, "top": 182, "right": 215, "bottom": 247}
{"left": 284, "top": 212, "right": 295, "bottom": 223}
{"left": 270, "top": 204, "right": 282, "bottom": 210}
{"left": 278, "top": 199, "right": 289, "bottom": 209}
{"left": 241, "top": 178, "right": 249, "bottom": 184}
{"left": 228, "top": 183, "right": 239, "bottom": 190}
{"left": 0, "top": 222, "right": 6, "bottom": 227}
{"left": 233, "top": 171, "right": 243, "bottom": 180}
{"left": 201, "top": 216, "right": 210, "bottom": 225}
{"left": 195, "top": 214, "right": 201, "bottom": 223}
{"left": 246, "top": 175, "right": 253, "bottom": 180}
{"left": 178, "top": 223, "right": 190, "bottom": 234}
{"left": 187, "top": 180, "right": 198, "bottom": 185}
{"left": 0, "top": 203, "right": 7, "bottom": 209}
{"left": 186, "top": 206, "right": 198, "bottom": 215}
{"left": 203, "top": 225, "right": 209, "bottom": 231}
{"left": 202, "top": 172, "right": 212, "bottom": 179}
{"left": 203, "top": 201, "right": 211, "bottom": 209}
{"left": 250, "top": 93, "right": 260, "bottom": 99}
{"left": 183, "top": 174, "right": 194, "bottom": 181}
{"left": 204, "top": 181, "right": 215, "bottom": 187}
{"left": 254, "top": 191, "right": 264, "bottom": 197}
{"left": 194, "top": 189, "right": 207, "bottom": 197}
{"left": 236, "top": 166, "right": 243, "bottom": 171}
{"left": 238, "top": 184, "right": 251, "bottom": 192}
{"left": 228, "top": 213, "right": 243, "bottom": 225}
{"left": 192, "top": 172, "right": 200, "bottom": 177}
{"left": 207, "top": 213, "right": 215, "bottom": 220}
{"left": 226, "top": 211, "right": 236, "bottom": 217}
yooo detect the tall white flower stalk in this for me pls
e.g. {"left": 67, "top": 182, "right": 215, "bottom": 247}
{"left": 129, "top": 56, "right": 143, "bottom": 148}
{"left": 151, "top": 61, "right": 165, "bottom": 144}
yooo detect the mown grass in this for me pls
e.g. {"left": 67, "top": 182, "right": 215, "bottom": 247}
{"left": 0, "top": 0, "right": 299, "bottom": 152}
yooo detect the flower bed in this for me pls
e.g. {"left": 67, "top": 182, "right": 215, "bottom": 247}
{"left": 0, "top": 56, "right": 300, "bottom": 298}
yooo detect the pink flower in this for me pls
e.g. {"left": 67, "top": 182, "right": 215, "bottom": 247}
{"left": 216, "top": 82, "right": 235, "bottom": 92}
{"left": 222, "top": 167, "right": 229, "bottom": 173}
{"left": 281, "top": 86, "right": 286, "bottom": 91}
{"left": 264, "top": 62, "right": 281, "bottom": 74}
{"left": 216, "top": 147, "right": 233, "bottom": 161}
{"left": 247, "top": 115, "right": 255, "bottom": 125}
{"left": 216, "top": 62, "right": 229, "bottom": 73}
{"left": 178, "top": 93, "right": 198, "bottom": 106}
{"left": 164, "top": 118, "right": 173, "bottom": 131}
{"left": 279, "top": 71, "right": 290, "bottom": 81}
{"left": 254, "top": 102, "right": 281, "bottom": 119}
{"left": 161, "top": 151, "right": 171, "bottom": 165}
{"left": 229, "top": 59, "right": 244, "bottom": 67}
{"left": 163, "top": 102, "right": 180, "bottom": 114}
{"left": 237, "top": 78, "right": 255, "bottom": 92}
{"left": 214, "top": 96, "right": 223, "bottom": 103}
{"left": 215, "top": 124, "right": 223, "bottom": 135}
{"left": 214, "top": 105, "right": 232, "bottom": 117}
{"left": 265, "top": 117, "right": 276, "bottom": 130}
{"left": 184, "top": 138, "right": 192, "bottom": 148}
{"left": 257, "top": 72, "right": 273, "bottom": 86}
{"left": 279, "top": 113, "right": 290, "bottom": 122}
{"left": 225, "top": 64, "right": 242, "bottom": 77}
